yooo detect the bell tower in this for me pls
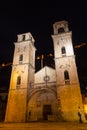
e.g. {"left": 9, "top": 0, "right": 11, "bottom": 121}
{"left": 52, "top": 21, "right": 86, "bottom": 121}
{"left": 5, "top": 32, "right": 36, "bottom": 122}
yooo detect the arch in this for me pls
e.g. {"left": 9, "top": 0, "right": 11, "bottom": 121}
{"left": 58, "top": 27, "right": 65, "bottom": 33}
{"left": 28, "top": 86, "right": 57, "bottom": 102}
{"left": 27, "top": 89, "right": 58, "bottom": 121}
{"left": 22, "top": 35, "right": 26, "bottom": 41}
{"left": 19, "top": 54, "right": 23, "bottom": 61}
{"left": 64, "top": 70, "right": 69, "bottom": 80}
{"left": 61, "top": 46, "right": 66, "bottom": 54}
{"left": 64, "top": 70, "right": 70, "bottom": 84}
{"left": 17, "top": 75, "right": 21, "bottom": 87}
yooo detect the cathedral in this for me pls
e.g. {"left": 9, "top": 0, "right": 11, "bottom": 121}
{"left": 5, "top": 20, "right": 86, "bottom": 122}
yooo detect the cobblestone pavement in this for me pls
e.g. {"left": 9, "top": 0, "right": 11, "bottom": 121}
{"left": 0, "top": 122, "right": 87, "bottom": 130}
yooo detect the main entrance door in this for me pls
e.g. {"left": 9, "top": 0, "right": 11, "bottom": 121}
{"left": 43, "top": 105, "right": 52, "bottom": 120}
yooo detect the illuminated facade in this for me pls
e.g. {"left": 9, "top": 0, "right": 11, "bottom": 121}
{"left": 5, "top": 33, "right": 36, "bottom": 122}
{"left": 5, "top": 21, "right": 86, "bottom": 122}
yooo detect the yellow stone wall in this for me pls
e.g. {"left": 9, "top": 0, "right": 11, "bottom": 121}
{"left": 5, "top": 89, "right": 27, "bottom": 122}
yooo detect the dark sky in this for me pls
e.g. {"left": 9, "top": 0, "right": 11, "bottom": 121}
{"left": 0, "top": 7, "right": 87, "bottom": 91}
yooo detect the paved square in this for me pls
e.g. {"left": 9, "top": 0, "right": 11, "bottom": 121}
{"left": 0, "top": 122, "right": 87, "bottom": 130}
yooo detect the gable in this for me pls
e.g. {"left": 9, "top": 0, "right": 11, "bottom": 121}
{"left": 35, "top": 66, "right": 56, "bottom": 84}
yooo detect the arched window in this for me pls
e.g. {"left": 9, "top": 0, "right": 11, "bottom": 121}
{"left": 19, "top": 54, "right": 23, "bottom": 61}
{"left": 17, "top": 76, "right": 21, "bottom": 87}
{"left": 61, "top": 46, "right": 66, "bottom": 55}
{"left": 64, "top": 70, "right": 70, "bottom": 84}
{"left": 22, "top": 35, "right": 25, "bottom": 41}
{"left": 58, "top": 27, "right": 65, "bottom": 33}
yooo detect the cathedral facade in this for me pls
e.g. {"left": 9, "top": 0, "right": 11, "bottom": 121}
{"left": 5, "top": 20, "right": 86, "bottom": 122}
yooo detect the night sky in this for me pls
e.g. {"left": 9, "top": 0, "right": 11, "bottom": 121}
{"left": 0, "top": 6, "right": 87, "bottom": 92}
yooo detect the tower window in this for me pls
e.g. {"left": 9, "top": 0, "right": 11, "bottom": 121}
{"left": 22, "top": 35, "right": 26, "bottom": 41}
{"left": 64, "top": 70, "right": 70, "bottom": 84}
{"left": 61, "top": 46, "right": 66, "bottom": 55}
{"left": 19, "top": 54, "right": 23, "bottom": 62}
{"left": 58, "top": 27, "right": 65, "bottom": 33}
{"left": 17, "top": 76, "right": 21, "bottom": 87}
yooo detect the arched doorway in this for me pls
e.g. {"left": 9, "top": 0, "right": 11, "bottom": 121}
{"left": 27, "top": 89, "right": 58, "bottom": 121}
